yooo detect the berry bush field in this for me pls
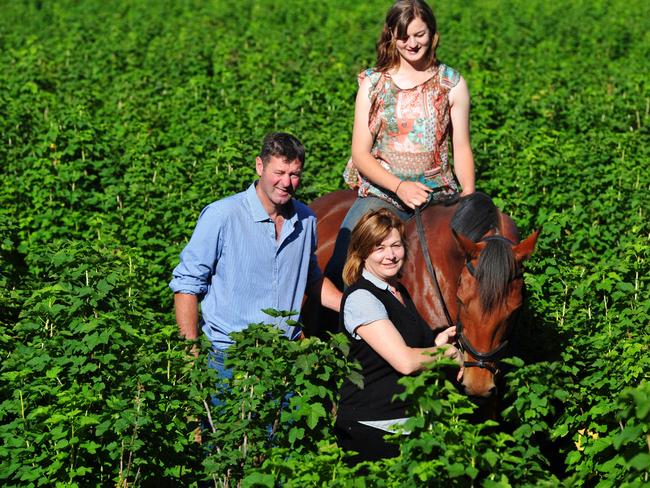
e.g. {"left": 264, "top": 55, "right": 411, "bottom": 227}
{"left": 1, "top": 0, "right": 648, "bottom": 486}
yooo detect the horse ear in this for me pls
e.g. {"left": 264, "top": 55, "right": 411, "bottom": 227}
{"left": 513, "top": 229, "right": 540, "bottom": 262}
{"left": 452, "top": 229, "right": 485, "bottom": 259}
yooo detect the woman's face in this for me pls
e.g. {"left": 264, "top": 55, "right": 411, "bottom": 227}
{"left": 364, "top": 228, "right": 405, "bottom": 282}
{"left": 395, "top": 17, "right": 430, "bottom": 65}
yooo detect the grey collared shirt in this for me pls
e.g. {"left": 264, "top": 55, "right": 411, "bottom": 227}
{"left": 343, "top": 269, "right": 392, "bottom": 340}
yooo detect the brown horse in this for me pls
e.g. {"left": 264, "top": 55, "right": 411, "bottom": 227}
{"left": 303, "top": 190, "right": 539, "bottom": 398}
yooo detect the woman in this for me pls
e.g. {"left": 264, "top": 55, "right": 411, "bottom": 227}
{"left": 335, "top": 208, "right": 462, "bottom": 462}
{"left": 326, "top": 0, "right": 475, "bottom": 288}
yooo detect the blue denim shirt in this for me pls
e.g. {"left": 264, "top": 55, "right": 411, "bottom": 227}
{"left": 169, "top": 182, "right": 323, "bottom": 348}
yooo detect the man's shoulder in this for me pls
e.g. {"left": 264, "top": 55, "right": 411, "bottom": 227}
{"left": 200, "top": 190, "right": 248, "bottom": 219}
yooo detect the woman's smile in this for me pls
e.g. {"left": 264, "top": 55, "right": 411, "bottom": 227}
{"left": 364, "top": 228, "right": 405, "bottom": 282}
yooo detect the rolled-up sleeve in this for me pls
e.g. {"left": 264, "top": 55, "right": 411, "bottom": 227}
{"left": 169, "top": 205, "right": 223, "bottom": 295}
{"left": 343, "top": 289, "right": 389, "bottom": 340}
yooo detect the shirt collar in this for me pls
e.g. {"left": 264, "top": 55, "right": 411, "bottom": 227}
{"left": 245, "top": 182, "right": 297, "bottom": 224}
{"left": 362, "top": 268, "right": 390, "bottom": 291}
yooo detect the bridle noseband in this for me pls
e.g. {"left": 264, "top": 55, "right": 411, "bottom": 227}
{"left": 414, "top": 208, "right": 524, "bottom": 375}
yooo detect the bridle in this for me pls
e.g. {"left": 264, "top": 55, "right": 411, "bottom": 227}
{"left": 414, "top": 208, "right": 524, "bottom": 374}
{"left": 457, "top": 237, "right": 523, "bottom": 373}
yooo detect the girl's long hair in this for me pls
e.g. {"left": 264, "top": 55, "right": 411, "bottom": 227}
{"left": 375, "top": 0, "right": 439, "bottom": 72}
{"left": 343, "top": 208, "right": 409, "bottom": 287}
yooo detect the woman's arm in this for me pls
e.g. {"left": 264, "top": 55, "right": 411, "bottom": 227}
{"left": 356, "top": 319, "right": 461, "bottom": 375}
{"left": 350, "top": 77, "right": 431, "bottom": 209}
{"left": 449, "top": 76, "right": 475, "bottom": 195}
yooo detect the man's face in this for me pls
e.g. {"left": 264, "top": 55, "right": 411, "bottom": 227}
{"left": 255, "top": 155, "right": 303, "bottom": 211}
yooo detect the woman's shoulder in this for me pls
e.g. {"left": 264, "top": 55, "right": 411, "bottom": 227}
{"left": 437, "top": 63, "right": 461, "bottom": 89}
{"left": 345, "top": 287, "right": 382, "bottom": 307}
{"left": 343, "top": 286, "right": 389, "bottom": 338}
{"left": 344, "top": 276, "right": 378, "bottom": 298}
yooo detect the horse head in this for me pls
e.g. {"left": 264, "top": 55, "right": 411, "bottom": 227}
{"left": 453, "top": 229, "right": 539, "bottom": 398}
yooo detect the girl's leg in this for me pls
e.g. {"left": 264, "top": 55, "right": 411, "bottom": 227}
{"left": 324, "top": 197, "right": 411, "bottom": 290}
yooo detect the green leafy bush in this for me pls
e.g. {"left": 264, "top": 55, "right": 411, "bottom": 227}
{"left": 0, "top": 241, "right": 203, "bottom": 485}
{"left": 1, "top": 0, "right": 648, "bottom": 485}
{"left": 200, "top": 321, "right": 359, "bottom": 485}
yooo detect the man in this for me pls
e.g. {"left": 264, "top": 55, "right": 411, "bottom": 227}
{"left": 170, "top": 132, "right": 341, "bottom": 367}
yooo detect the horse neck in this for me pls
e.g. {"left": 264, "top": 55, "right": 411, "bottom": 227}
{"left": 498, "top": 211, "right": 520, "bottom": 243}
{"left": 403, "top": 207, "right": 464, "bottom": 329}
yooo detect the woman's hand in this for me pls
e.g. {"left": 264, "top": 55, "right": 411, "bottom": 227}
{"left": 434, "top": 326, "right": 457, "bottom": 346}
{"left": 395, "top": 180, "right": 431, "bottom": 209}
{"left": 441, "top": 344, "right": 463, "bottom": 365}
{"left": 435, "top": 327, "right": 463, "bottom": 381}
{"left": 440, "top": 344, "right": 464, "bottom": 381}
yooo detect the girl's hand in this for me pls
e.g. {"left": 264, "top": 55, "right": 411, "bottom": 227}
{"left": 395, "top": 180, "right": 431, "bottom": 209}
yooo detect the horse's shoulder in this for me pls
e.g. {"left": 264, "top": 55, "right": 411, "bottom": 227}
{"left": 310, "top": 189, "right": 355, "bottom": 208}
{"left": 309, "top": 189, "right": 356, "bottom": 221}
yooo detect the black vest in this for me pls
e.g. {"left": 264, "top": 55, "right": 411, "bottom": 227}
{"left": 337, "top": 277, "right": 435, "bottom": 421}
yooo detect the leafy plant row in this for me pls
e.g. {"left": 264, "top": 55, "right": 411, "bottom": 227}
{"left": 1, "top": 0, "right": 648, "bottom": 485}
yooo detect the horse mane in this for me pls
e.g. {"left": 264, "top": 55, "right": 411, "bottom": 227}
{"left": 450, "top": 192, "right": 499, "bottom": 242}
{"left": 451, "top": 192, "right": 515, "bottom": 312}
{"left": 475, "top": 239, "right": 517, "bottom": 311}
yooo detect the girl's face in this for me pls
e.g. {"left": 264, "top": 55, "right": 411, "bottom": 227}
{"left": 364, "top": 228, "right": 405, "bottom": 282}
{"left": 395, "top": 17, "right": 431, "bottom": 65}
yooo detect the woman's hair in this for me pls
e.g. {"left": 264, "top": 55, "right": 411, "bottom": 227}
{"left": 375, "top": 0, "right": 439, "bottom": 72}
{"left": 342, "top": 208, "right": 409, "bottom": 287}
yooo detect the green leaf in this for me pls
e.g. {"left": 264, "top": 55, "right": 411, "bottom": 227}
{"left": 305, "top": 403, "right": 326, "bottom": 430}
{"left": 447, "top": 463, "right": 465, "bottom": 478}
{"left": 242, "top": 472, "right": 275, "bottom": 487}
{"left": 465, "top": 465, "right": 479, "bottom": 479}
{"left": 347, "top": 370, "right": 364, "bottom": 389}
{"left": 613, "top": 425, "right": 644, "bottom": 449}
{"left": 288, "top": 427, "right": 305, "bottom": 444}
{"left": 627, "top": 453, "right": 650, "bottom": 471}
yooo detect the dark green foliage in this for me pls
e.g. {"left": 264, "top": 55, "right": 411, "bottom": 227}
{"left": 200, "top": 323, "right": 359, "bottom": 485}
{"left": 0, "top": 241, "right": 204, "bottom": 485}
{"left": 1, "top": 0, "right": 648, "bottom": 485}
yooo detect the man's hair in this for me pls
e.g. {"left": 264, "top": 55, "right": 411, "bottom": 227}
{"left": 260, "top": 132, "right": 305, "bottom": 166}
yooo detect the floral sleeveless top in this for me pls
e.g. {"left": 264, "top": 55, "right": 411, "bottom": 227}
{"left": 343, "top": 63, "right": 461, "bottom": 210}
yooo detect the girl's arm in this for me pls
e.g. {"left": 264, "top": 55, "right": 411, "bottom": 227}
{"left": 356, "top": 319, "right": 462, "bottom": 375}
{"left": 449, "top": 76, "right": 475, "bottom": 195}
{"left": 350, "top": 76, "right": 431, "bottom": 209}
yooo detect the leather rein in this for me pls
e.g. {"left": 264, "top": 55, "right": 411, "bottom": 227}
{"left": 414, "top": 206, "right": 522, "bottom": 374}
